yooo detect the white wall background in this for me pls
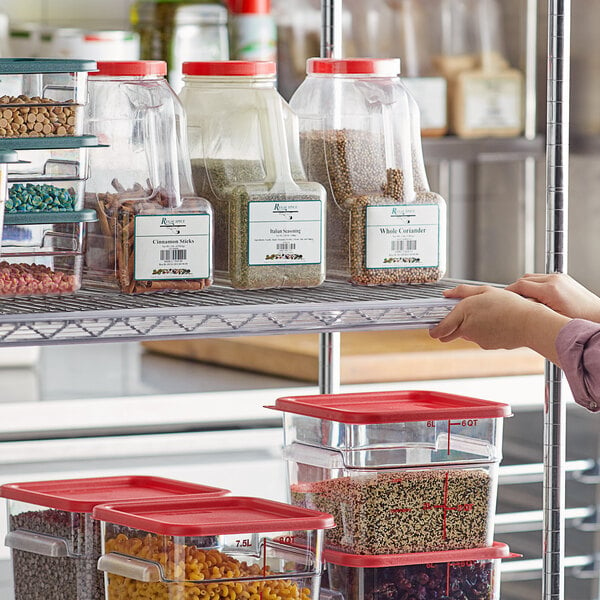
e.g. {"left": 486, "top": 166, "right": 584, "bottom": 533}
{"left": 0, "top": 0, "right": 133, "bottom": 28}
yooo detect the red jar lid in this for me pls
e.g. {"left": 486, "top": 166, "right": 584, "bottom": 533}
{"left": 324, "top": 542, "right": 519, "bottom": 568}
{"left": 228, "top": 0, "right": 271, "bottom": 13}
{"left": 183, "top": 61, "right": 276, "bottom": 77}
{"left": 90, "top": 61, "right": 167, "bottom": 77}
{"left": 93, "top": 496, "right": 335, "bottom": 536}
{"left": 307, "top": 58, "right": 401, "bottom": 76}
{"left": 268, "top": 390, "right": 512, "bottom": 423}
{"left": 0, "top": 476, "right": 230, "bottom": 513}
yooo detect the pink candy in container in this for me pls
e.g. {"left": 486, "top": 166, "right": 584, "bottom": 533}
{"left": 323, "top": 543, "right": 520, "bottom": 600}
{"left": 0, "top": 209, "right": 97, "bottom": 296}
{"left": 0, "top": 476, "right": 230, "bottom": 600}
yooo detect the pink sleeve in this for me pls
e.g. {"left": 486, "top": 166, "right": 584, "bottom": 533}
{"left": 555, "top": 319, "right": 600, "bottom": 412}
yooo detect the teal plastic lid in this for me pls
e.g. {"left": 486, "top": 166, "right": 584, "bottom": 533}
{"left": 0, "top": 136, "right": 107, "bottom": 151}
{"left": 0, "top": 150, "right": 20, "bottom": 163}
{"left": 0, "top": 58, "right": 97, "bottom": 74}
{"left": 4, "top": 208, "right": 98, "bottom": 226}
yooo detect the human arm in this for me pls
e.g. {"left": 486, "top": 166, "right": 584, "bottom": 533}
{"left": 556, "top": 319, "right": 600, "bottom": 412}
{"left": 505, "top": 273, "right": 600, "bottom": 322}
{"left": 429, "top": 284, "right": 600, "bottom": 412}
{"left": 428, "top": 284, "right": 570, "bottom": 364}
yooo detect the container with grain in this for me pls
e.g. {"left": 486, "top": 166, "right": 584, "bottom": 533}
{"left": 180, "top": 60, "right": 326, "bottom": 290}
{"left": 290, "top": 58, "right": 447, "bottom": 286}
{"left": 94, "top": 495, "right": 334, "bottom": 600}
{"left": 0, "top": 476, "right": 230, "bottom": 600}
{"left": 0, "top": 58, "right": 94, "bottom": 138}
{"left": 269, "top": 390, "right": 511, "bottom": 555}
{"left": 83, "top": 61, "right": 213, "bottom": 294}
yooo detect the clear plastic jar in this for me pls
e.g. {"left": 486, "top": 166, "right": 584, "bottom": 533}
{"left": 131, "top": 1, "right": 230, "bottom": 91}
{"left": 290, "top": 58, "right": 447, "bottom": 285}
{"left": 180, "top": 60, "right": 326, "bottom": 290}
{"left": 83, "top": 60, "right": 213, "bottom": 294}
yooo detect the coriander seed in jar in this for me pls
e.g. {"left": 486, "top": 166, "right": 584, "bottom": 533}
{"left": 290, "top": 58, "right": 447, "bottom": 286}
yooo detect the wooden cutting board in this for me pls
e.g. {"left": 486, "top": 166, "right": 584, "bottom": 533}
{"left": 143, "top": 330, "right": 544, "bottom": 383}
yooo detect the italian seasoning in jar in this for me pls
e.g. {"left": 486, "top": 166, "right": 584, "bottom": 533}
{"left": 182, "top": 61, "right": 326, "bottom": 289}
{"left": 292, "top": 58, "right": 447, "bottom": 285}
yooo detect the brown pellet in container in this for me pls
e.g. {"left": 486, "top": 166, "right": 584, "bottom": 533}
{"left": 10, "top": 509, "right": 104, "bottom": 600}
{"left": 291, "top": 469, "right": 492, "bottom": 554}
{"left": 0, "top": 95, "right": 79, "bottom": 137}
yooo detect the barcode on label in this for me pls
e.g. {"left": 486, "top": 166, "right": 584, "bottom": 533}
{"left": 160, "top": 249, "right": 187, "bottom": 261}
{"left": 392, "top": 239, "right": 417, "bottom": 252}
{"left": 276, "top": 243, "right": 296, "bottom": 250}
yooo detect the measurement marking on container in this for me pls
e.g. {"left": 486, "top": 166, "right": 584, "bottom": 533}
{"left": 446, "top": 419, "right": 479, "bottom": 454}
{"left": 391, "top": 471, "right": 476, "bottom": 540}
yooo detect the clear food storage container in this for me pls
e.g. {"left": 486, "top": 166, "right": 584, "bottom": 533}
{"left": 0, "top": 58, "right": 95, "bottom": 138}
{"left": 269, "top": 391, "right": 511, "bottom": 555}
{"left": 181, "top": 60, "right": 326, "bottom": 290}
{"left": 324, "top": 542, "right": 519, "bottom": 600}
{"left": 1, "top": 476, "right": 230, "bottom": 600}
{"left": 290, "top": 58, "right": 447, "bottom": 285}
{"left": 0, "top": 149, "right": 23, "bottom": 239}
{"left": 83, "top": 60, "right": 213, "bottom": 294}
{"left": 0, "top": 210, "right": 97, "bottom": 297}
{"left": 94, "top": 495, "right": 335, "bottom": 600}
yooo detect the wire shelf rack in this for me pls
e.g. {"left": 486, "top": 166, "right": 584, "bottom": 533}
{"left": 0, "top": 280, "right": 460, "bottom": 346}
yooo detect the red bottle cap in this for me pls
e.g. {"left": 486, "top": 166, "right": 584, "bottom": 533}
{"left": 307, "top": 58, "right": 401, "bottom": 76}
{"left": 183, "top": 61, "right": 276, "bottom": 77}
{"left": 90, "top": 61, "right": 167, "bottom": 77}
{"left": 228, "top": 0, "right": 271, "bottom": 14}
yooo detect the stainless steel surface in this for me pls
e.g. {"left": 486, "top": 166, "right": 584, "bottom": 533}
{"left": 319, "top": 331, "right": 340, "bottom": 394}
{"left": 422, "top": 136, "right": 544, "bottom": 162}
{"left": 544, "top": 0, "right": 571, "bottom": 598}
{"left": 320, "top": 0, "right": 342, "bottom": 59}
{"left": 0, "top": 281, "right": 458, "bottom": 346}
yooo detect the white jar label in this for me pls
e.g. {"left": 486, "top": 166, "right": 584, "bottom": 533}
{"left": 248, "top": 200, "right": 323, "bottom": 266}
{"left": 134, "top": 214, "right": 211, "bottom": 280}
{"left": 463, "top": 76, "right": 522, "bottom": 130}
{"left": 365, "top": 204, "right": 440, "bottom": 269}
{"left": 403, "top": 77, "right": 447, "bottom": 131}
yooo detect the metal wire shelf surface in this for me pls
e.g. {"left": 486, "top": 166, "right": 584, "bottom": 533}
{"left": 0, "top": 279, "right": 460, "bottom": 346}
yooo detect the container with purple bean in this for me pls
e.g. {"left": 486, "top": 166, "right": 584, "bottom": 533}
{"left": 324, "top": 543, "right": 519, "bottom": 600}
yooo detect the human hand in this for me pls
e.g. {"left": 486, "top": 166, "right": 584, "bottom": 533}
{"left": 429, "top": 284, "right": 570, "bottom": 364}
{"left": 506, "top": 273, "right": 600, "bottom": 323}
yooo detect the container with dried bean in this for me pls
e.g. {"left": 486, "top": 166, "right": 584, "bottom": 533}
{"left": 0, "top": 149, "right": 24, "bottom": 246}
{"left": 0, "top": 476, "right": 230, "bottom": 600}
{"left": 182, "top": 61, "right": 325, "bottom": 290}
{"left": 83, "top": 61, "right": 213, "bottom": 293}
{"left": 290, "top": 58, "right": 447, "bottom": 285}
{"left": 0, "top": 210, "right": 99, "bottom": 297}
{"left": 269, "top": 390, "right": 511, "bottom": 554}
{"left": 0, "top": 58, "right": 95, "bottom": 138}
{"left": 324, "top": 543, "right": 518, "bottom": 600}
{"left": 94, "top": 495, "right": 334, "bottom": 600}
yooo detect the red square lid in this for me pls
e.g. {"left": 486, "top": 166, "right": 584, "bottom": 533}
{"left": 93, "top": 495, "right": 335, "bottom": 536}
{"left": 268, "top": 390, "right": 512, "bottom": 424}
{"left": 323, "top": 542, "right": 520, "bottom": 568}
{"left": 0, "top": 476, "right": 230, "bottom": 513}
